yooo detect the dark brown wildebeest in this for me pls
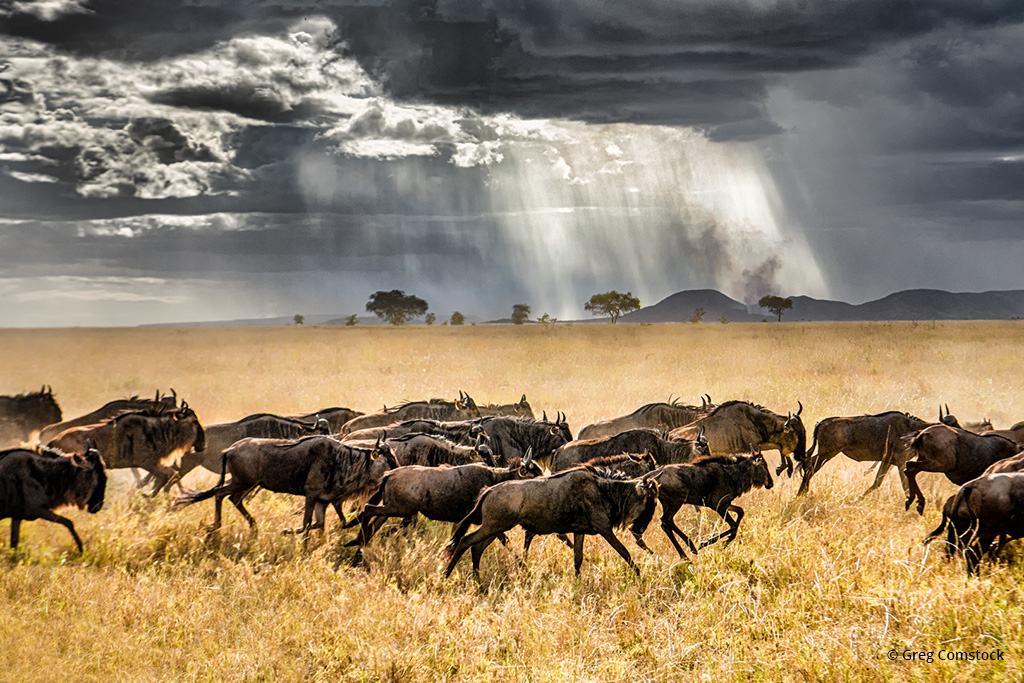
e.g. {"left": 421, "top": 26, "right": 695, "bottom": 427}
{"left": 38, "top": 389, "right": 177, "bottom": 443}
{"left": 443, "top": 465, "right": 660, "bottom": 578}
{"left": 979, "top": 420, "right": 1024, "bottom": 446}
{"left": 477, "top": 394, "right": 535, "bottom": 420}
{"left": 289, "top": 407, "right": 364, "bottom": 434}
{"left": 634, "top": 450, "right": 774, "bottom": 558}
{"left": 577, "top": 395, "right": 715, "bottom": 440}
{"left": 351, "top": 449, "right": 544, "bottom": 554}
{"left": 342, "top": 418, "right": 486, "bottom": 447}
{"left": 938, "top": 404, "right": 993, "bottom": 433}
{"left": 549, "top": 428, "right": 709, "bottom": 472}
{"left": 173, "top": 435, "right": 398, "bottom": 535}
{"left": 902, "top": 424, "right": 1022, "bottom": 515}
{"left": 47, "top": 403, "right": 205, "bottom": 495}
{"left": 581, "top": 453, "right": 659, "bottom": 479}
{"left": 172, "top": 413, "right": 330, "bottom": 482}
{"left": 670, "top": 400, "right": 806, "bottom": 477}
{"left": 796, "top": 411, "right": 932, "bottom": 497}
{"left": 0, "top": 386, "right": 62, "bottom": 446}
{"left": 0, "top": 444, "right": 106, "bottom": 552}
{"left": 340, "top": 392, "right": 480, "bottom": 434}
{"left": 468, "top": 415, "right": 572, "bottom": 468}
{"left": 382, "top": 433, "right": 494, "bottom": 467}
{"left": 929, "top": 473, "right": 1024, "bottom": 575}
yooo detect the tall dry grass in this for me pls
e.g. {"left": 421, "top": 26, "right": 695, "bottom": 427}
{"left": 0, "top": 322, "right": 1022, "bottom": 681}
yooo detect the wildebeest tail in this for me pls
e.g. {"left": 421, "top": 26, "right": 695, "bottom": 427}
{"left": 923, "top": 494, "right": 954, "bottom": 545}
{"left": 443, "top": 488, "right": 489, "bottom": 558}
{"left": 172, "top": 449, "right": 231, "bottom": 511}
{"left": 345, "top": 473, "right": 389, "bottom": 530}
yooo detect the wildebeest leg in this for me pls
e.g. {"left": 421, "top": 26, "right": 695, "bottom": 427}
{"left": 896, "top": 466, "right": 911, "bottom": 498}
{"left": 444, "top": 527, "right": 504, "bottom": 578}
{"left": 573, "top": 534, "right": 585, "bottom": 574}
{"left": 700, "top": 504, "right": 743, "bottom": 549}
{"left": 903, "top": 463, "right": 926, "bottom": 515}
{"left": 797, "top": 451, "right": 836, "bottom": 496}
{"left": 470, "top": 535, "right": 501, "bottom": 577}
{"left": 655, "top": 500, "right": 697, "bottom": 558}
{"left": 598, "top": 530, "right": 640, "bottom": 575}
{"left": 331, "top": 502, "right": 347, "bottom": 528}
{"left": 228, "top": 492, "right": 258, "bottom": 531}
{"left": 523, "top": 531, "right": 535, "bottom": 562}
{"left": 775, "top": 454, "right": 792, "bottom": 478}
{"left": 37, "top": 510, "right": 84, "bottom": 553}
{"left": 9, "top": 518, "right": 20, "bottom": 548}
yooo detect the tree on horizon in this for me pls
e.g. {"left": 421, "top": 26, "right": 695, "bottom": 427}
{"left": 759, "top": 295, "right": 793, "bottom": 322}
{"left": 511, "top": 303, "right": 531, "bottom": 325}
{"left": 584, "top": 291, "right": 641, "bottom": 323}
{"left": 366, "top": 290, "right": 429, "bottom": 326}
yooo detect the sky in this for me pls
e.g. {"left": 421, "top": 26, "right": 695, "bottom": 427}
{"left": 0, "top": 1, "right": 1022, "bottom": 326}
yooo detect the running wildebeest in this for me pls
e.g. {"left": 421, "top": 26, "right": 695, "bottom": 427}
{"left": 903, "top": 424, "right": 1022, "bottom": 515}
{"left": 38, "top": 389, "right": 177, "bottom": 444}
{"left": 342, "top": 418, "right": 486, "bottom": 448}
{"left": 477, "top": 395, "right": 535, "bottom": 419}
{"left": 635, "top": 449, "right": 774, "bottom": 558}
{"left": 172, "top": 413, "right": 330, "bottom": 483}
{"left": 47, "top": 403, "right": 205, "bottom": 495}
{"left": 472, "top": 414, "right": 573, "bottom": 467}
{"left": 0, "top": 444, "right": 106, "bottom": 552}
{"left": 351, "top": 449, "right": 544, "bottom": 555}
{"left": 577, "top": 395, "right": 715, "bottom": 440}
{"left": 796, "top": 411, "right": 932, "bottom": 497}
{"left": 581, "top": 453, "right": 659, "bottom": 479}
{"left": 549, "top": 428, "right": 709, "bottom": 472}
{"left": 289, "top": 407, "right": 364, "bottom": 434}
{"left": 383, "top": 433, "right": 494, "bottom": 467}
{"left": 173, "top": 435, "right": 399, "bottom": 535}
{"left": 670, "top": 400, "right": 806, "bottom": 476}
{"left": 929, "top": 473, "right": 1024, "bottom": 575}
{"left": 340, "top": 392, "right": 480, "bottom": 434}
{"left": 979, "top": 420, "right": 1024, "bottom": 446}
{"left": 0, "top": 386, "right": 62, "bottom": 446}
{"left": 443, "top": 465, "right": 660, "bottom": 578}
{"left": 938, "top": 404, "right": 993, "bottom": 433}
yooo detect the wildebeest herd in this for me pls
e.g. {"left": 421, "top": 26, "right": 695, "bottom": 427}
{"left": 2, "top": 386, "right": 1024, "bottom": 577}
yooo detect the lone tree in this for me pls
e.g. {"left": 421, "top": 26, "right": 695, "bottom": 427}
{"left": 366, "top": 290, "right": 429, "bottom": 326}
{"left": 511, "top": 303, "right": 531, "bottom": 325}
{"left": 690, "top": 307, "right": 705, "bottom": 324}
{"left": 293, "top": 314, "right": 304, "bottom": 325}
{"left": 759, "top": 295, "right": 793, "bottom": 322}
{"left": 344, "top": 314, "right": 358, "bottom": 326}
{"left": 450, "top": 311, "right": 466, "bottom": 325}
{"left": 584, "top": 290, "right": 640, "bottom": 324}
{"left": 425, "top": 313, "right": 436, "bottom": 325}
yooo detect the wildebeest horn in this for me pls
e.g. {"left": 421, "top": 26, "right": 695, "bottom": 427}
{"left": 704, "top": 394, "right": 711, "bottom": 405}
{"left": 698, "top": 425, "right": 705, "bottom": 439}
{"left": 945, "top": 403, "right": 950, "bottom": 417}
{"left": 520, "top": 394, "right": 527, "bottom": 404}
{"left": 542, "top": 410, "right": 548, "bottom": 422}
{"left": 701, "top": 395, "right": 706, "bottom": 407}
{"left": 170, "top": 388, "right": 177, "bottom": 405}
{"left": 938, "top": 404, "right": 944, "bottom": 420}
{"left": 523, "top": 446, "right": 534, "bottom": 466}
{"left": 796, "top": 401, "right": 803, "bottom": 417}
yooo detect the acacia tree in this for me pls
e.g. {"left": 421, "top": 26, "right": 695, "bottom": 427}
{"left": 759, "top": 295, "right": 793, "bottom": 322}
{"left": 450, "top": 311, "right": 466, "bottom": 325}
{"left": 511, "top": 303, "right": 531, "bottom": 325}
{"left": 584, "top": 291, "right": 641, "bottom": 323}
{"left": 344, "top": 314, "right": 358, "bottom": 326}
{"left": 293, "top": 314, "right": 304, "bottom": 325}
{"left": 366, "top": 290, "right": 429, "bottom": 326}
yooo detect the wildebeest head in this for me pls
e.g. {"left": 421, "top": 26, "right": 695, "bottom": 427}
{"left": 74, "top": 441, "right": 107, "bottom": 513}
{"left": 515, "top": 447, "right": 544, "bottom": 478}
{"left": 456, "top": 390, "right": 478, "bottom": 412}
{"left": 474, "top": 435, "right": 496, "bottom": 467}
{"left": 749, "top": 448, "right": 774, "bottom": 490}
{"left": 313, "top": 417, "right": 331, "bottom": 435}
{"left": 777, "top": 402, "right": 806, "bottom": 473}
{"left": 627, "top": 478, "right": 661, "bottom": 537}
{"left": 694, "top": 426, "right": 711, "bottom": 458}
{"left": 176, "top": 401, "right": 206, "bottom": 452}
{"left": 541, "top": 411, "right": 573, "bottom": 442}
{"left": 372, "top": 435, "right": 400, "bottom": 470}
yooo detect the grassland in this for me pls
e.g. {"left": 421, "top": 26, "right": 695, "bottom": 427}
{"left": 0, "top": 321, "right": 1022, "bottom": 682}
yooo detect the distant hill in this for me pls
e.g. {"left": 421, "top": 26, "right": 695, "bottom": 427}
{"left": 624, "top": 289, "right": 1024, "bottom": 323}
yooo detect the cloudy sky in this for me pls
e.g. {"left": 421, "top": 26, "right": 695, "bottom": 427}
{"left": 1, "top": 1, "right": 1022, "bottom": 326}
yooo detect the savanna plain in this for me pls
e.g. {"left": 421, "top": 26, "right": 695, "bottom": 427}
{"left": 1, "top": 322, "right": 1022, "bottom": 682}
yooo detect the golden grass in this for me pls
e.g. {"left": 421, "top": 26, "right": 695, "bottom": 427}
{"left": 1, "top": 321, "right": 1022, "bottom": 682}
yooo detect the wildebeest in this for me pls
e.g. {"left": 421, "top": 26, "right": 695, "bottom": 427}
{"left": 352, "top": 449, "right": 544, "bottom": 553}
{"left": 796, "top": 411, "right": 932, "bottom": 497}
{"left": 342, "top": 418, "right": 486, "bottom": 447}
{"left": 938, "top": 404, "right": 993, "bottom": 433}
{"left": 443, "top": 465, "right": 660, "bottom": 578}
{"left": 979, "top": 420, "right": 1024, "bottom": 446}
{"left": 0, "top": 386, "right": 62, "bottom": 446}
{"left": 670, "top": 400, "right": 806, "bottom": 476}
{"left": 289, "top": 407, "right": 364, "bottom": 434}
{"left": 47, "top": 403, "right": 206, "bottom": 494}
{"left": 340, "top": 392, "right": 481, "bottom": 434}
{"left": 38, "top": 389, "right": 177, "bottom": 444}
{"left": 634, "top": 450, "right": 774, "bottom": 558}
{"left": 382, "top": 433, "right": 494, "bottom": 467}
{"left": 929, "top": 473, "right": 1024, "bottom": 575}
{"left": 903, "top": 424, "right": 1022, "bottom": 514}
{"left": 173, "top": 413, "right": 331, "bottom": 482}
{"left": 467, "top": 415, "right": 572, "bottom": 467}
{"left": 549, "top": 428, "right": 709, "bottom": 472}
{"left": 0, "top": 444, "right": 106, "bottom": 552}
{"left": 581, "top": 453, "right": 659, "bottom": 479}
{"left": 173, "top": 435, "right": 399, "bottom": 534}
{"left": 577, "top": 395, "right": 714, "bottom": 440}
{"left": 477, "top": 394, "right": 535, "bottom": 420}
